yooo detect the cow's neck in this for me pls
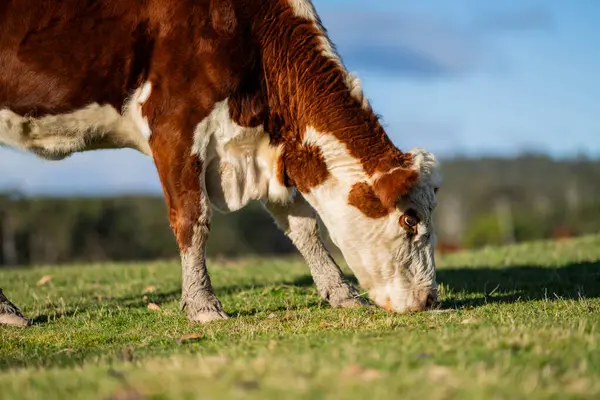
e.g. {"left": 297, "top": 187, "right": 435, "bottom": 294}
{"left": 250, "top": 0, "right": 412, "bottom": 197}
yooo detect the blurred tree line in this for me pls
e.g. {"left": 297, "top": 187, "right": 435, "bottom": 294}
{"left": 0, "top": 153, "right": 599, "bottom": 266}
{"left": 0, "top": 196, "right": 296, "bottom": 266}
{"left": 435, "top": 153, "right": 600, "bottom": 249}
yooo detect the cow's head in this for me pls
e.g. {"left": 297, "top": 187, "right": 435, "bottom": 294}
{"left": 297, "top": 140, "right": 442, "bottom": 313}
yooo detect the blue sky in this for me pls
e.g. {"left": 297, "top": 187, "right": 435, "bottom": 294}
{"left": 1, "top": 0, "right": 599, "bottom": 195}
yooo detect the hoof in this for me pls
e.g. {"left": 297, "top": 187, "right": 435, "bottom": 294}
{"left": 188, "top": 310, "right": 229, "bottom": 323}
{"left": 181, "top": 292, "right": 229, "bottom": 323}
{"left": 325, "top": 283, "right": 369, "bottom": 309}
{"left": 0, "top": 313, "right": 31, "bottom": 327}
{"left": 337, "top": 296, "right": 370, "bottom": 309}
{"left": 0, "top": 289, "right": 31, "bottom": 327}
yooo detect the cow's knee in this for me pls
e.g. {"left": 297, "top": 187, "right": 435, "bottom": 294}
{"left": 170, "top": 204, "right": 210, "bottom": 252}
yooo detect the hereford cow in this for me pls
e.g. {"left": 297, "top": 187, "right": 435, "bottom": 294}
{"left": 0, "top": 0, "right": 442, "bottom": 326}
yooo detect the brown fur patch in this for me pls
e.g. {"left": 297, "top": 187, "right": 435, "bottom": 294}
{"left": 372, "top": 167, "right": 420, "bottom": 209}
{"left": 210, "top": 0, "right": 238, "bottom": 38}
{"left": 148, "top": 113, "right": 206, "bottom": 250}
{"left": 348, "top": 167, "right": 420, "bottom": 219}
{"left": 275, "top": 152, "right": 290, "bottom": 187}
{"left": 280, "top": 142, "right": 330, "bottom": 193}
{"left": 348, "top": 182, "right": 390, "bottom": 219}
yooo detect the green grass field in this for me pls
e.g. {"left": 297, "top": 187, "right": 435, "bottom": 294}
{"left": 1, "top": 235, "right": 600, "bottom": 399}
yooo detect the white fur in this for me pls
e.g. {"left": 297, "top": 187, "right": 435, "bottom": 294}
{"left": 127, "top": 82, "right": 153, "bottom": 141}
{"left": 192, "top": 99, "right": 292, "bottom": 213}
{"left": 0, "top": 109, "right": 26, "bottom": 150}
{"left": 409, "top": 147, "right": 443, "bottom": 190}
{"left": 137, "top": 81, "right": 152, "bottom": 104}
{"left": 0, "top": 82, "right": 154, "bottom": 160}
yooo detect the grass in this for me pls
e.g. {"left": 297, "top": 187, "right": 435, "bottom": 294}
{"left": 1, "top": 235, "right": 600, "bottom": 399}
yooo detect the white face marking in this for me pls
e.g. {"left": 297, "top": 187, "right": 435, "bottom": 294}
{"left": 0, "top": 83, "right": 154, "bottom": 161}
{"left": 192, "top": 99, "right": 292, "bottom": 213}
{"left": 301, "top": 127, "right": 441, "bottom": 313}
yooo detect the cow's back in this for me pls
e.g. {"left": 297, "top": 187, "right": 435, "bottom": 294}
{"left": 0, "top": 0, "right": 255, "bottom": 159}
{"left": 0, "top": 0, "right": 159, "bottom": 116}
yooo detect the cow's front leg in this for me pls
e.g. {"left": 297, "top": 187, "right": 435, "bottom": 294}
{"left": 149, "top": 122, "right": 227, "bottom": 323}
{"left": 178, "top": 218, "right": 228, "bottom": 323}
{"left": 263, "top": 193, "right": 368, "bottom": 308}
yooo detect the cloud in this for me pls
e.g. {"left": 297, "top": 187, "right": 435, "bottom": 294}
{"left": 339, "top": 45, "right": 455, "bottom": 78}
{"left": 385, "top": 119, "right": 464, "bottom": 157}
{"left": 318, "top": 5, "right": 554, "bottom": 78}
{"left": 320, "top": 10, "right": 479, "bottom": 78}
{"left": 472, "top": 7, "right": 555, "bottom": 33}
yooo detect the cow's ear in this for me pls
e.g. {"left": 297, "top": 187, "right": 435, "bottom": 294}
{"left": 210, "top": 0, "right": 237, "bottom": 38}
{"left": 371, "top": 167, "right": 419, "bottom": 209}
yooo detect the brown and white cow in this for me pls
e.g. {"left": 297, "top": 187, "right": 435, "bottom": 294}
{"left": 0, "top": 0, "right": 442, "bottom": 325}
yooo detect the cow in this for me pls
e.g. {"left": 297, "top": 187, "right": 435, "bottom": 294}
{"left": 0, "top": 0, "right": 442, "bottom": 326}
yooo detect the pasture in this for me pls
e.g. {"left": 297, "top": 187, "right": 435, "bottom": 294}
{"left": 1, "top": 234, "right": 599, "bottom": 399}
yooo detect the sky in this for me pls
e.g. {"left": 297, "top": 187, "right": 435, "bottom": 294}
{"left": 1, "top": 0, "right": 599, "bottom": 195}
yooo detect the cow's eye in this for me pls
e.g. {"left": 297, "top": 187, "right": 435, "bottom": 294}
{"left": 400, "top": 213, "right": 419, "bottom": 230}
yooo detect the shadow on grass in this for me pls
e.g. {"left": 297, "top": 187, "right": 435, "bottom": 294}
{"left": 91, "top": 281, "right": 327, "bottom": 318}
{"left": 31, "top": 260, "right": 599, "bottom": 322}
{"left": 107, "top": 261, "right": 600, "bottom": 313}
{"left": 31, "top": 310, "right": 81, "bottom": 325}
{"left": 291, "top": 261, "right": 600, "bottom": 309}
{"left": 436, "top": 261, "right": 600, "bottom": 309}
